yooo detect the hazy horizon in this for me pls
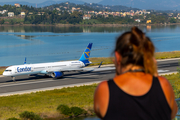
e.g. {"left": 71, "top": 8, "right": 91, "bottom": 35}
{"left": 0, "top": 0, "right": 178, "bottom": 10}
{"left": 0, "top": 0, "right": 102, "bottom": 3}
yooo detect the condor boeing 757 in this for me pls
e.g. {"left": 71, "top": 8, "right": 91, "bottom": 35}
{"left": 3, "top": 43, "right": 98, "bottom": 81}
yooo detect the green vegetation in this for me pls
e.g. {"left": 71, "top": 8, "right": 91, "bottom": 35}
{"left": 0, "top": 66, "right": 6, "bottom": 75}
{"left": 56, "top": 105, "right": 87, "bottom": 117}
{"left": 163, "top": 73, "right": 180, "bottom": 99}
{"left": 0, "top": 3, "right": 179, "bottom": 25}
{"left": 24, "top": 11, "right": 83, "bottom": 25}
{"left": 56, "top": 104, "right": 72, "bottom": 116}
{"left": 90, "top": 51, "right": 180, "bottom": 66}
{"left": 89, "top": 57, "right": 114, "bottom": 66}
{"left": 1, "top": 73, "right": 180, "bottom": 120}
{"left": 155, "top": 51, "right": 180, "bottom": 59}
{"left": 7, "top": 118, "right": 20, "bottom": 120}
{"left": 0, "top": 84, "right": 96, "bottom": 120}
{"left": 4, "top": 18, "right": 24, "bottom": 25}
{"left": 19, "top": 111, "right": 43, "bottom": 120}
{"left": 70, "top": 107, "right": 86, "bottom": 117}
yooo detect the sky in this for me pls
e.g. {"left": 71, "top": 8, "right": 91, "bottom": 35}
{"left": 0, "top": 0, "right": 102, "bottom": 3}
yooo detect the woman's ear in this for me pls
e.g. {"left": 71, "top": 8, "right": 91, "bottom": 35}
{"left": 115, "top": 51, "right": 121, "bottom": 65}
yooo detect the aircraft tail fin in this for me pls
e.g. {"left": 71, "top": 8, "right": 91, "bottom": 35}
{"left": 79, "top": 43, "right": 93, "bottom": 62}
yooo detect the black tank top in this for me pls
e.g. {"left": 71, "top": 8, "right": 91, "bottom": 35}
{"left": 104, "top": 77, "right": 171, "bottom": 120}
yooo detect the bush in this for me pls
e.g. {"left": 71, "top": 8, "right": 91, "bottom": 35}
{"left": 57, "top": 104, "right": 72, "bottom": 116}
{"left": 7, "top": 118, "right": 20, "bottom": 120}
{"left": 57, "top": 105, "right": 87, "bottom": 117}
{"left": 19, "top": 111, "right": 42, "bottom": 120}
{"left": 71, "top": 107, "right": 85, "bottom": 116}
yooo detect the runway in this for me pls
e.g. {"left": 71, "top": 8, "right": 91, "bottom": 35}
{"left": 0, "top": 58, "right": 179, "bottom": 96}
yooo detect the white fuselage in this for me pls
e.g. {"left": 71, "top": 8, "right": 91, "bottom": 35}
{"left": 3, "top": 60, "right": 85, "bottom": 77}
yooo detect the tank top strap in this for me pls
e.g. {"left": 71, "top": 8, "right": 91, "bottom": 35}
{"left": 149, "top": 76, "right": 171, "bottom": 112}
{"left": 151, "top": 76, "right": 165, "bottom": 94}
{"left": 107, "top": 79, "right": 120, "bottom": 94}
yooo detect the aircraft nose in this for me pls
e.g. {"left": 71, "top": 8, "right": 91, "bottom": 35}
{"left": 2, "top": 71, "right": 7, "bottom": 76}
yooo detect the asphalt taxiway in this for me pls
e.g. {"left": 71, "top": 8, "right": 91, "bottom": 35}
{"left": 0, "top": 58, "right": 180, "bottom": 96}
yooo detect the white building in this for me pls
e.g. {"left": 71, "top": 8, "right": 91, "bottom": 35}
{"left": 21, "top": 12, "right": 25, "bottom": 17}
{"left": 8, "top": 12, "right": 14, "bottom": 17}
{"left": 83, "top": 14, "right": 91, "bottom": 20}
{"left": 135, "top": 19, "right": 141, "bottom": 22}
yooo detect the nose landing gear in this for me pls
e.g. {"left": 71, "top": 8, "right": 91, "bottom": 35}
{"left": 11, "top": 76, "right": 16, "bottom": 82}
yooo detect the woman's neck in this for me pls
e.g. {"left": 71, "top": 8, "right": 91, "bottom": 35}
{"left": 121, "top": 65, "right": 143, "bottom": 73}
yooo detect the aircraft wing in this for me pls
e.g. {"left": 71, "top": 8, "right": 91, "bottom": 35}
{"left": 46, "top": 67, "right": 84, "bottom": 73}
{"left": 45, "top": 62, "right": 103, "bottom": 73}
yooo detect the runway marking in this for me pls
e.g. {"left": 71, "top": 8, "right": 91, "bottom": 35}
{"left": 0, "top": 74, "right": 99, "bottom": 87}
{"left": 158, "top": 65, "right": 171, "bottom": 67}
{"left": 0, "top": 79, "right": 55, "bottom": 88}
{"left": 65, "top": 74, "right": 99, "bottom": 77}
{"left": 158, "top": 70, "right": 170, "bottom": 73}
{"left": 98, "top": 71, "right": 113, "bottom": 74}
{"left": 157, "top": 58, "right": 180, "bottom": 62}
{"left": 159, "top": 71, "right": 178, "bottom": 75}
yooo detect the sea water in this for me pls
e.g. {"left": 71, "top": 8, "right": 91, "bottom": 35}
{"left": 0, "top": 25, "right": 180, "bottom": 66}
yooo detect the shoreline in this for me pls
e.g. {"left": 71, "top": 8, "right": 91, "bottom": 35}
{"left": 0, "top": 23, "right": 180, "bottom": 27}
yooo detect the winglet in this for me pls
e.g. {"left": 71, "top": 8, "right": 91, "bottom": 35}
{"left": 24, "top": 57, "right": 26, "bottom": 64}
{"left": 98, "top": 61, "right": 103, "bottom": 68}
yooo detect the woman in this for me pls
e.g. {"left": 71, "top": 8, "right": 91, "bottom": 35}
{"left": 94, "top": 27, "right": 178, "bottom": 120}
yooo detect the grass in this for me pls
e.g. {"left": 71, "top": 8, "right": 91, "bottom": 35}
{"left": 89, "top": 57, "right": 114, "bottom": 66}
{"left": 162, "top": 73, "right": 180, "bottom": 99}
{"left": 0, "top": 84, "right": 97, "bottom": 120}
{"left": 0, "top": 66, "right": 6, "bottom": 75}
{"left": 155, "top": 51, "right": 180, "bottom": 59}
{"left": 1, "top": 73, "right": 180, "bottom": 120}
{"left": 4, "top": 18, "right": 24, "bottom": 24}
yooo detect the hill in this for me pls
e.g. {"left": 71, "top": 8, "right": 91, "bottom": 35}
{"left": 98, "top": 0, "right": 180, "bottom": 10}
{"left": 47, "top": 2, "right": 140, "bottom": 12}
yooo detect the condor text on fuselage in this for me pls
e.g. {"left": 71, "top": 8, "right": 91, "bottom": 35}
{"left": 3, "top": 43, "right": 93, "bottom": 81}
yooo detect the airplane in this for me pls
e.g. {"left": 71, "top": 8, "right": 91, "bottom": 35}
{"left": 3, "top": 43, "right": 100, "bottom": 81}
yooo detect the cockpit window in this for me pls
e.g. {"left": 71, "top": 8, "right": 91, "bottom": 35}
{"left": 5, "top": 70, "right": 12, "bottom": 72}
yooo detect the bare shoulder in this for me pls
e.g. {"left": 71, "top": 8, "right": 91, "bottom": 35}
{"left": 157, "top": 76, "right": 177, "bottom": 112}
{"left": 94, "top": 80, "right": 109, "bottom": 98}
{"left": 94, "top": 80, "right": 109, "bottom": 118}
{"left": 96, "top": 81, "right": 108, "bottom": 91}
{"left": 157, "top": 76, "right": 173, "bottom": 93}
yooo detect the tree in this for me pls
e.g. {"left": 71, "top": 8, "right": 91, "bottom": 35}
{"left": 9, "top": 19, "right": 14, "bottom": 25}
{"left": 68, "top": 11, "right": 83, "bottom": 24}
{"left": 0, "top": 19, "right": 4, "bottom": 25}
{"left": 169, "top": 18, "right": 177, "bottom": 23}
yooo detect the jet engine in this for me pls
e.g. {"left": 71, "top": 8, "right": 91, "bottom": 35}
{"left": 51, "top": 71, "right": 64, "bottom": 78}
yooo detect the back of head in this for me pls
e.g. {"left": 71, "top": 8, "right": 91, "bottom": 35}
{"left": 115, "top": 27, "right": 156, "bottom": 75}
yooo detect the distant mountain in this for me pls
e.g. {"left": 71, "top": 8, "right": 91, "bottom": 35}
{"left": 37, "top": 0, "right": 84, "bottom": 8}
{"left": 0, "top": 1, "right": 35, "bottom": 7}
{"left": 0, "top": 0, "right": 84, "bottom": 8}
{"left": 0, "top": 0, "right": 179, "bottom": 10}
{"left": 98, "top": 0, "right": 180, "bottom": 10}
{"left": 84, "top": 3, "right": 140, "bottom": 12}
